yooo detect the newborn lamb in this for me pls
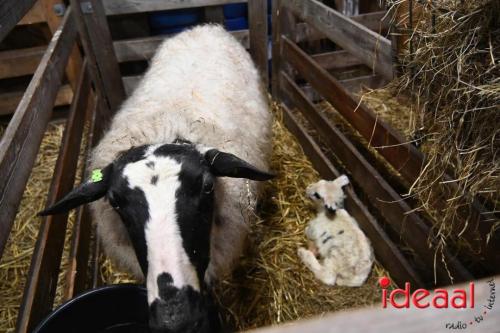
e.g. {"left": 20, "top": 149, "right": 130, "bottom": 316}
{"left": 298, "top": 175, "right": 374, "bottom": 287}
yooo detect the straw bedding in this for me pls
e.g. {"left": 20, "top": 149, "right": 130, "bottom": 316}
{"left": 0, "top": 102, "right": 390, "bottom": 332}
{"left": 382, "top": 0, "right": 499, "bottom": 254}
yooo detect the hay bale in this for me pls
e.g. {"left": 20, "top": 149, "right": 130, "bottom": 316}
{"left": 382, "top": 0, "right": 499, "bottom": 257}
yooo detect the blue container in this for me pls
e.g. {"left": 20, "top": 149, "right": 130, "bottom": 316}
{"left": 223, "top": 3, "right": 247, "bottom": 19}
{"left": 225, "top": 17, "right": 248, "bottom": 31}
{"left": 148, "top": 9, "right": 202, "bottom": 30}
{"left": 151, "top": 26, "right": 188, "bottom": 36}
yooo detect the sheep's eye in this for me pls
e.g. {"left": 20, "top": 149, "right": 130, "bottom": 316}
{"left": 313, "top": 192, "right": 321, "bottom": 199}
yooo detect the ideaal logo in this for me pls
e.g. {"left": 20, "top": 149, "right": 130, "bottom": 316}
{"left": 378, "top": 276, "right": 496, "bottom": 330}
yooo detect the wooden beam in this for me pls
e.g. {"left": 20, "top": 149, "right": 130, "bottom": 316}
{"left": 0, "top": 9, "right": 77, "bottom": 259}
{"left": 279, "top": 72, "right": 471, "bottom": 285}
{"left": 43, "top": 0, "right": 84, "bottom": 91}
{"left": 282, "top": 36, "right": 423, "bottom": 184}
{"left": 71, "top": 0, "right": 125, "bottom": 115}
{"left": 16, "top": 55, "right": 90, "bottom": 333}
{"left": 113, "top": 30, "right": 250, "bottom": 63}
{"left": 250, "top": 276, "right": 500, "bottom": 333}
{"left": 204, "top": 5, "right": 224, "bottom": 24}
{"left": 284, "top": 0, "right": 393, "bottom": 80}
{"left": 0, "top": 46, "right": 45, "bottom": 79}
{"left": 311, "top": 50, "right": 364, "bottom": 70}
{"left": 295, "top": 11, "right": 389, "bottom": 43}
{"left": 103, "top": 0, "right": 247, "bottom": 15}
{"left": 340, "top": 74, "right": 387, "bottom": 93}
{"left": 18, "top": 1, "right": 46, "bottom": 25}
{"left": 280, "top": 102, "right": 424, "bottom": 288}
{"left": 248, "top": 0, "right": 269, "bottom": 86}
{"left": 0, "top": 85, "right": 73, "bottom": 116}
{"left": 0, "top": 0, "right": 37, "bottom": 42}
{"left": 64, "top": 85, "right": 97, "bottom": 301}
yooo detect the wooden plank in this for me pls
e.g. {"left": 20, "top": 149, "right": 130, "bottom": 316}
{"left": 71, "top": 0, "right": 125, "bottom": 114}
{"left": 103, "top": 0, "right": 247, "bottom": 15}
{"left": 282, "top": 37, "right": 423, "bottom": 186}
{"left": 204, "top": 5, "right": 224, "bottom": 24}
{"left": 18, "top": 1, "right": 46, "bottom": 25}
{"left": 250, "top": 276, "right": 500, "bottom": 333}
{"left": 311, "top": 50, "right": 363, "bottom": 70}
{"left": 43, "top": 0, "right": 84, "bottom": 91}
{"left": 16, "top": 57, "right": 90, "bottom": 333}
{"left": 340, "top": 74, "right": 387, "bottom": 93}
{"left": 0, "top": 46, "right": 45, "bottom": 79}
{"left": 64, "top": 86, "right": 97, "bottom": 301}
{"left": 248, "top": 0, "right": 269, "bottom": 86}
{"left": 0, "top": 85, "right": 73, "bottom": 115}
{"left": 0, "top": 9, "right": 77, "bottom": 259}
{"left": 280, "top": 103, "right": 424, "bottom": 289}
{"left": 279, "top": 72, "right": 471, "bottom": 285}
{"left": 0, "top": 0, "right": 37, "bottom": 42}
{"left": 295, "top": 11, "right": 389, "bottom": 43}
{"left": 284, "top": 0, "right": 393, "bottom": 80}
{"left": 113, "top": 30, "right": 250, "bottom": 63}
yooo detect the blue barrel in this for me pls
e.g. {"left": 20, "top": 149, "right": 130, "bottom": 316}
{"left": 224, "top": 17, "right": 249, "bottom": 31}
{"left": 223, "top": 3, "right": 247, "bottom": 19}
{"left": 148, "top": 8, "right": 202, "bottom": 30}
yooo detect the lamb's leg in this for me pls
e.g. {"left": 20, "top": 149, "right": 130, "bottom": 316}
{"left": 298, "top": 248, "right": 337, "bottom": 285}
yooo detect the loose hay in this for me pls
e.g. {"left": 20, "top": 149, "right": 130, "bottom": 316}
{"left": 384, "top": 0, "right": 499, "bottom": 246}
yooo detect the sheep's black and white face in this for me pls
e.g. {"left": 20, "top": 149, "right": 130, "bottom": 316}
{"left": 39, "top": 141, "right": 274, "bottom": 333}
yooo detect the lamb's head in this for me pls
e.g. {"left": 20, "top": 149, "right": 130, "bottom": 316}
{"left": 306, "top": 175, "right": 350, "bottom": 215}
{"left": 39, "top": 142, "right": 274, "bottom": 332}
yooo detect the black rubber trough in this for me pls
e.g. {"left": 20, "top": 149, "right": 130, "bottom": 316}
{"left": 33, "top": 284, "right": 150, "bottom": 333}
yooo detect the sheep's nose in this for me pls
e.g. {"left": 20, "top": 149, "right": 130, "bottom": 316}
{"left": 149, "top": 299, "right": 192, "bottom": 332}
{"left": 325, "top": 205, "right": 337, "bottom": 216}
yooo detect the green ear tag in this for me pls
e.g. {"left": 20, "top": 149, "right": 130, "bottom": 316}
{"left": 91, "top": 169, "right": 103, "bottom": 183}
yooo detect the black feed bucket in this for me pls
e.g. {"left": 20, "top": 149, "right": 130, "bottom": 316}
{"left": 33, "top": 284, "right": 150, "bottom": 333}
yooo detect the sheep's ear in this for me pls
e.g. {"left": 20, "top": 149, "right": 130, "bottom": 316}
{"left": 205, "top": 149, "right": 275, "bottom": 181}
{"left": 335, "top": 175, "right": 349, "bottom": 187}
{"left": 38, "top": 165, "right": 112, "bottom": 216}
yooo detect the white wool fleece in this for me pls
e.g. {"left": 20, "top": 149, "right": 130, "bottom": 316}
{"left": 89, "top": 25, "right": 272, "bottom": 281}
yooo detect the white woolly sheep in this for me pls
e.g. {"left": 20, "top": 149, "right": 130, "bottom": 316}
{"left": 298, "top": 175, "right": 374, "bottom": 287}
{"left": 40, "top": 25, "right": 273, "bottom": 332}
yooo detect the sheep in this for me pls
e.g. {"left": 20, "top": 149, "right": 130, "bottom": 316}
{"left": 297, "top": 175, "right": 374, "bottom": 287}
{"left": 39, "top": 24, "right": 273, "bottom": 332}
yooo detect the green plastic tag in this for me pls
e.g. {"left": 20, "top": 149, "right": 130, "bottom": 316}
{"left": 91, "top": 169, "right": 103, "bottom": 183}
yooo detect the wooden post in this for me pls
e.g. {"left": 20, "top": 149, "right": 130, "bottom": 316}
{"left": 248, "top": 0, "right": 269, "bottom": 87}
{"left": 0, "top": 0, "right": 38, "bottom": 42}
{"left": 42, "top": 0, "right": 83, "bottom": 91}
{"left": 70, "top": 0, "right": 125, "bottom": 117}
